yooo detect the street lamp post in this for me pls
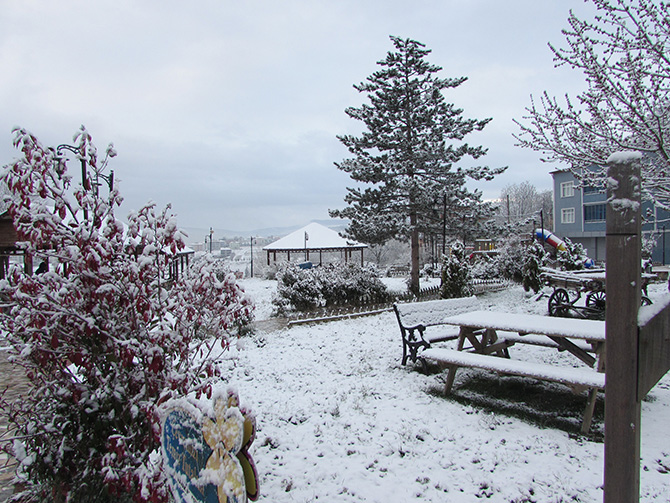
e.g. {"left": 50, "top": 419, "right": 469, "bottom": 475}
{"left": 54, "top": 143, "right": 114, "bottom": 222}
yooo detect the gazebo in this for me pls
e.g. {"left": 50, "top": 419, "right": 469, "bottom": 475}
{"left": 0, "top": 210, "right": 32, "bottom": 278}
{"left": 263, "top": 222, "right": 367, "bottom": 266}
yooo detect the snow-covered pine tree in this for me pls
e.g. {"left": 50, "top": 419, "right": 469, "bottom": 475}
{"left": 556, "top": 237, "right": 589, "bottom": 271}
{"left": 330, "top": 36, "right": 506, "bottom": 295}
{"left": 441, "top": 243, "right": 473, "bottom": 299}
{"left": 522, "top": 240, "right": 547, "bottom": 293}
{"left": 0, "top": 128, "right": 252, "bottom": 502}
{"left": 514, "top": 0, "right": 670, "bottom": 209}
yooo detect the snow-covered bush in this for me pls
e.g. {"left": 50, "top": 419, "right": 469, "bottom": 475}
{"left": 420, "top": 262, "right": 438, "bottom": 278}
{"left": 556, "top": 237, "right": 588, "bottom": 271}
{"left": 273, "top": 262, "right": 324, "bottom": 312}
{"left": 273, "top": 262, "right": 389, "bottom": 313}
{"left": 521, "top": 241, "right": 547, "bottom": 293}
{"left": 470, "top": 256, "right": 500, "bottom": 280}
{"left": 319, "top": 263, "right": 388, "bottom": 305}
{"left": 492, "top": 238, "right": 525, "bottom": 283}
{"left": 642, "top": 231, "right": 656, "bottom": 265}
{"left": 0, "top": 128, "right": 252, "bottom": 503}
{"left": 441, "top": 243, "right": 473, "bottom": 299}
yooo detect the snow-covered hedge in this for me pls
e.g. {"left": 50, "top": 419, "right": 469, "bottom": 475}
{"left": 273, "top": 262, "right": 389, "bottom": 313}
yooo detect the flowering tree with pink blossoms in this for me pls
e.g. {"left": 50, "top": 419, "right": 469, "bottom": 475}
{"left": 0, "top": 127, "right": 252, "bottom": 502}
{"left": 514, "top": 0, "right": 670, "bottom": 207}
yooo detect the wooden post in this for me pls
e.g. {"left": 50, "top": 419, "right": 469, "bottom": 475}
{"left": 24, "top": 253, "right": 33, "bottom": 276}
{"left": 604, "top": 153, "right": 642, "bottom": 503}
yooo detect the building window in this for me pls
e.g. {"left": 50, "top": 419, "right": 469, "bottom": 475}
{"left": 561, "top": 207, "right": 575, "bottom": 224}
{"left": 583, "top": 184, "right": 605, "bottom": 195}
{"left": 560, "top": 181, "right": 575, "bottom": 198}
{"left": 584, "top": 203, "right": 606, "bottom": 222}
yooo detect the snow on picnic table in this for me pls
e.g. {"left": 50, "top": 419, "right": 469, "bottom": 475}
{"left": 443, "top": 310, "right": 606, "bottom": 341}
{"left": 222, "top": 279, "right": 670, "bottom": 502}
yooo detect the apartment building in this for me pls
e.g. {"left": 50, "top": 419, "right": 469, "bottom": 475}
{"left": 551, "top": 168, "right": 670, "bottom": 264}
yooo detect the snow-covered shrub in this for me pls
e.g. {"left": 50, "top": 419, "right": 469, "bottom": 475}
{"left": 556, "top": 237, "right": 588, "bottom": 271}
{"left": 441, "top": 243, "right": 473, "bottom": 299}
{"left": 261, "top": 263, "right": 279, "bottom": 280}
{"left": 319, "top": 263, "right": 388, "bottom": 306}
{"left": 273, "top": 262, "right": 324, "bottom": 313}
{"left": 642, "top": 231, "right": 656, "bottom": 266}
{"left": 470, "top": 256, "right": 500, "bottom": 280}
{"left": 0, "top": 128, "right": 252, "bottom": 503}
{"left": 492, "top": 238, "right": 525, "bottom": 283}
{"left": 208, "top": 258, "right": 254, "bottom": 336}
{"left": 521, "top": 241, "right": 547, "bottom": 293}
{"left": 420, "top": 262, "right": 438, "bottom": 278}
{"left": 273, "top": 262, "right": 389, "bottom": 313}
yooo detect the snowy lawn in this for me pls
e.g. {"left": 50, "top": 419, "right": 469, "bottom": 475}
{"left": 221, "top": 279, "right": 670, "bottom": 502}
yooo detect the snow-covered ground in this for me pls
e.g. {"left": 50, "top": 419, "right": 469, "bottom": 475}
{"left": 221, "top": 278, "right": 670, "bottom": 502}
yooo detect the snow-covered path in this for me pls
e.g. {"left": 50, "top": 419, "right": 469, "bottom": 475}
{"left": 219, "top": 281, "right": 670, "bottom": 502}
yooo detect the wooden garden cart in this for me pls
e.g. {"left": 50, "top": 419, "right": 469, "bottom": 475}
{"left": 541, "top": 268, "right": 653, "bottom": 319}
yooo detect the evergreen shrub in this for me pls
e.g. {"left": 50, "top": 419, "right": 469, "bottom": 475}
{"left": 273, "top": 262, "right": 389, "bottom": 313}
{"left": 440, "top": 243, "right": 473, "bottom": 299}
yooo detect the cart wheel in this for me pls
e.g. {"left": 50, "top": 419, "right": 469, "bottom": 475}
{"left": 586, "top": 291, "right": 607, "bottom": 311}
{"left": 548, "top": 288, "right": 571, "bottom": 317}
{"left": 641, "top": 295, "right": 652, "bottom": 306}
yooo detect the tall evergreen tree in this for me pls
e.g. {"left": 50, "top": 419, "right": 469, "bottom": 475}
{"left": 330, "top": 36, "right": 505, "bottom": 294}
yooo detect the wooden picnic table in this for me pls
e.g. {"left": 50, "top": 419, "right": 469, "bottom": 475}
{"left": 421, "top": 310, "right": 606, "bottom": 433}
{"left": 443, "top": 310, "right": 606, "bottom": 340}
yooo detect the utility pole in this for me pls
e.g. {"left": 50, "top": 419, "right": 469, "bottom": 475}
{"left": 506, "top": 194, "right": 511, "bottom": 225}
{"left": 250, "top": 237, "right": 256, "bottom": 278}
{"left": 663, "top": 226, "right": 666, "bottom": 265}
{"left": 442, "top": 193, "right": 447, "bottom": 257}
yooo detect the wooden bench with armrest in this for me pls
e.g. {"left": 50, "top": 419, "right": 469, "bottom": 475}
{"left": 393, "top": 296, "right": 479, "bottom": 365}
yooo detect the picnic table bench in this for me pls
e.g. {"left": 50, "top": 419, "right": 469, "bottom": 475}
{"left": 393, "top": 296, "right": 479, "bottom": 365}
{"left": 393, "top": 297, "right": 594, "bottom": 366}
{"left": 421, "top": 310, "right": 607, "bottom": 433}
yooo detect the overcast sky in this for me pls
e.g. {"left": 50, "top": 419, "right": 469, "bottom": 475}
{"left": 0, "top": 0, "right": 598, "bottom": 239}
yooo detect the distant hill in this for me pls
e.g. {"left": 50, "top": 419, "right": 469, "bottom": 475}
{"left": 180, "top": 219, "right": 349, "bottom": 242}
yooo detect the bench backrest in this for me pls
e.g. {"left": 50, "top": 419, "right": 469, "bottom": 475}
{"left": 394, "top": 296, "right": 479, "bottom": 328}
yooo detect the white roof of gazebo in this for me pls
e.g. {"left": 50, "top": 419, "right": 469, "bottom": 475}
{"left": 263, "top": 222, "right": 366, "bottom": 252}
